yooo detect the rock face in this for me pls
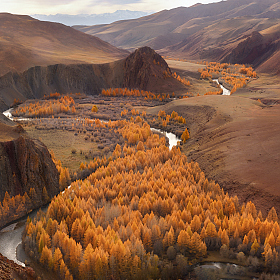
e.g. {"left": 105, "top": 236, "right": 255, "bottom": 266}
{"left": 0, "top": 63, "right": 124, "bottom": 110}
{"left": 0, "top": 136, "right": 59, "bottom": 203}
{"left": 0, "top": 47, "right": 187, "bottom": 110}
{"left": 223, "top": 31, "right": 278, "bottom": 68}
{"left": 123, "top": 46, "right": 182, "bottom": 92}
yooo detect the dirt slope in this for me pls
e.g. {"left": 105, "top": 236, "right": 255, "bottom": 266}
{"left": 0, "top": 13, "right": 129, "bottom": 76}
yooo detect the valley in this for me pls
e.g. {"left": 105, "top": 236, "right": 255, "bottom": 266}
{"left": 1, "top": 1, "right": 280, "bottom": 279}
{"left": 1, "top": 54, "right": 280, "bottom": 279}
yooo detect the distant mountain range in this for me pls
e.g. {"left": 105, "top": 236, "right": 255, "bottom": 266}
{"left": 31, "top": 10, "right": 149, "bottom": 26}
{"left": 74, "top": 0, "right": 280, "bottom": 74}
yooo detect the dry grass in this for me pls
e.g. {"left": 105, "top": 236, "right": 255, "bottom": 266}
{"left": 24, "top": 125, "right": 99, "bottom": 172}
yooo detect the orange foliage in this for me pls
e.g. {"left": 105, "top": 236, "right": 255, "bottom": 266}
{"left": 101, "top": 88, "right": 169, "bottom": 101}
{"left": 172, "top": 72, "right": 191, "bottom": 86}
{"left": 13, "top": 95, "right": 76, "bottom": 118}
{"left": 199, "top": 62, "right": 257, "bottom": 95}
{"left": 23, "top": 118, "right": 280, "bottom": 278}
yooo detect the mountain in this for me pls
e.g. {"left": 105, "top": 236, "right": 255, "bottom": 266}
{"left": 32, "top": 10, "right": 149, "bottom": 26}
{"left": 0, "top": 13, "right": 129, "bottom": 77}
{"left": 0, "top": 47, "right": 187, "bottom": 111}
{"left": 74, "top": 0, "right": 280, "bottom": 73}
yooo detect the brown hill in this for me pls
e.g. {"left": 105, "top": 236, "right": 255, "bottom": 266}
{"left": 74, "top": 0, "right": 280, "bottom": 74}
{"left": 165, "top": 19, "right": 280, "bottom": 72}
{"left": 0, "top": 47, "right": 187, "bottom": 110}
{"left": 0, "top": 13, "right": 129, "bottom": 76}
{"left": 74, "top": 0, "right": 280, "bottom": 50}
{"left": 147, "top": 94, "right": 280, "bottom": 214}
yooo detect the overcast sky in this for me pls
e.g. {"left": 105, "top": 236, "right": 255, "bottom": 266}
{"left": 1, "top": 0, "right": 221, "bottom": 15}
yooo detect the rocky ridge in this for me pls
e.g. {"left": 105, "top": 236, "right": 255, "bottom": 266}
{"left": 0, "top": 47, "right": 186, "bottom": 110}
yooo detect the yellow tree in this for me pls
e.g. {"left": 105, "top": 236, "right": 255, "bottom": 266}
{"left": 40, "top": 246, "right": 52, "bottom": 267}
{"left": 190, "top": 215, "right": 201, "bottom": 233}
{"left": 221, "top": 229, "right": 229, "bottom": 246}
{"left": 267, "top": 207, "right": 278, "bottom": 222}
{"left": 181, "top": 128, "right": 190, "bottom": 143}
{"left": 206, "top": 222, "right": 217, "bottom": 238}
{"left": 177, "top": 230, "right": 191, "bottom": 252}
{"left": 53, "top": 247, "right": 63, "bottom": 272}
{"left": 251, "top": 239, "right": 260, "bottom": 255}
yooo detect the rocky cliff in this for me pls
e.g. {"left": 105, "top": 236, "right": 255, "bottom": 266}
{"left": 0, "top": 136, "right": 59, "bottom": 203}
{"left": 0, "top": 47, "right": 187, "bottom": 110}
{"left": 0, "top": 63, "right": 124, "bottom": 110}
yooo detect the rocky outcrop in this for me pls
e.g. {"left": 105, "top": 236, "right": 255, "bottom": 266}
{"left": 0, "top": 135, "right": 59, "bottom": 204}
{"left": 123, "top": 46, "right": 171, "bottom": 89}
{"left": 123, "top": 46, "right": 183, "bottom": 92}
{"left": 0, "top": 253, "right": 37, "bottom": 280}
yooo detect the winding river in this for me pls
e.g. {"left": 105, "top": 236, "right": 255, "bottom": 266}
{"left": 0, "top": 108, "right": 181, "bottom": 266}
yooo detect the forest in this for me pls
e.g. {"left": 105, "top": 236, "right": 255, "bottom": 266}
{"left": 20, "top": 116, "right": 280, "bottom": 279}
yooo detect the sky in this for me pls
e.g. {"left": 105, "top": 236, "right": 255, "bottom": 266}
{"left": 1, "top": 0, "right": 222, "bottom": 15}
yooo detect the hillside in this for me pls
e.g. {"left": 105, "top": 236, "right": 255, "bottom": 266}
{"left": 74, "top": 0, "right": 280, "bottom": 74}
{"left": 0, "top": 13, "right": 129, "bottom": 77}
{"left": 0, "top": 47, "right": 187, "bottom": 111}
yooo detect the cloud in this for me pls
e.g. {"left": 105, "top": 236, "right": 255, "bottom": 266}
{"left": 99, "top": 0, "right": 142, "bottom": 4}
{"left": 1, "top": 0, "right": 221, "bottom": 15}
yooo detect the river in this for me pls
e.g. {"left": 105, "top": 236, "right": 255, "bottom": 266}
{"left": 3, "top": 108, "right": 30, "bottom": 121}
{"left": 213, "top": 79, "right": 231, "bottom": 95}
{"left": 151, "top": 127, "right": 181, "bottom": 150}
{"left": 0, "top": 204, "right": 48, "bottom": 267}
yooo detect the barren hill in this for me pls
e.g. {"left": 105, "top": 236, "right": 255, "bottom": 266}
{"left": 0, "top": 13, "right": 129, "bottom": 76}
{"left": 0, "top": 47, "right": 187, "bottom": 111}
{"left": 74, "top": 0, "right": 280, "bottom": 74}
